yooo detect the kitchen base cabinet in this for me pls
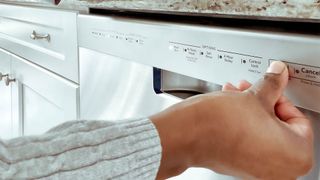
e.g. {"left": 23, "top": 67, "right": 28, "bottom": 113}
{"left": 0, "top": 49, "right": 13, "bottom": 139}
{"left": 0, "top": 81, "right": 12, "bottom": 139}
{"left": 11, "top": 55, "right": 79, "bottom": 135}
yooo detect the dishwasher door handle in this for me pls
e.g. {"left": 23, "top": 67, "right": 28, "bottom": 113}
{"left": 153, "top": 68, "right": 222, "bottom": 99}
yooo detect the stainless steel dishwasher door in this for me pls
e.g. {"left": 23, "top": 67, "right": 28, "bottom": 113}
{"left": 78, "top": 14, "right": 320, "bottom": 179}
{"left": 79, "top": 47, "right": 235, "bottom": 180}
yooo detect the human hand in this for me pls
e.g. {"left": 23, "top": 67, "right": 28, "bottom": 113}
{"left": 151, "top": 61, "right": 314, "bottom": 179}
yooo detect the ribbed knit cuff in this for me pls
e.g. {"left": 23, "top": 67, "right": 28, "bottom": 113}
{"left": 105, "top": 118, "right": 162, "bottom": 179}
{"left": 0, "top": 118, "right": 162, "bottom": 180}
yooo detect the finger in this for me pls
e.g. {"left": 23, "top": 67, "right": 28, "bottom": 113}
{"left": 286, "top": 117, "right": 313, "bottom": 141}
{"left": 275, "top": 97, "right": 305, "bottom": 121}
{"left": 275, "top": 98, "right": 313, "bottom": 140}
{"left": 238, "top": 80, "right": 252, "bottom": 91}
{"left": 222, "top": 83, "right": 239, "bottom": 92}
{"left": 247, "top": 61, "right": 289, "bottom": 107}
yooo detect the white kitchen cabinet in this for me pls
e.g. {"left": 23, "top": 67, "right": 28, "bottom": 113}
{"left": 10, "top": 55, "right": 79, "bottom": 136}
{"left": 0, "top": 48, "right": 14, "bottom": 139}
{"left": 0, "top": 4, "right": 79, "bottom": 136}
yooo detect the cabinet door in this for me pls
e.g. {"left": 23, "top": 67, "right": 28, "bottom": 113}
{"left": 11, "top": 55, "right": 79, "bottom": 136}
{"left": 0, "top": 49, "right": 13, "bottom": 139}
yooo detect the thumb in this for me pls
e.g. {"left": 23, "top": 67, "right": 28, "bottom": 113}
{"left": 248, "top": 61, "right": 289, "bottom": 108}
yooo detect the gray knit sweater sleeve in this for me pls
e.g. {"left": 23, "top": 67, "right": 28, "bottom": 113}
{"left": 0, "top": 118, "right": 162, "bottom": 180}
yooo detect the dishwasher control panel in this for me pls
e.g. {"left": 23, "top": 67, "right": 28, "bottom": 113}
{"left": 168, "top": 41, "right": 265, "bottom": 76}
{"left": 78, "top": 15, "right": 320, "bottom": 113}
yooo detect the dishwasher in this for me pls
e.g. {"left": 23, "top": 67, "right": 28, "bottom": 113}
{"left": 78, "top": 12, "right": 320, "bottom": 179}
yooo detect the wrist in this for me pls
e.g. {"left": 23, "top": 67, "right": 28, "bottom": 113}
{"left": 150, "top": 102, "right": 198, "bottom": 179}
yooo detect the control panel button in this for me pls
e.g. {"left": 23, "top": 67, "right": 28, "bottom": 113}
{"left": 271, "top": 60, "right": 320, "bottom": 86}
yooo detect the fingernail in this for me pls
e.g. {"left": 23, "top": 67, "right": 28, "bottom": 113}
{"left": 267, "top": 61, "right": 285, "bottom": 74}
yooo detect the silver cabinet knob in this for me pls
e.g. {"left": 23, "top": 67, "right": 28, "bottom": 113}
{"left": 30, "top": 30, "right": 51, "bottom": 42}
{"left": 5, "top": 77, "right": 15, "bottom": 86}
{"left": 0, "top": 72, "right": 8, "bottom": 81}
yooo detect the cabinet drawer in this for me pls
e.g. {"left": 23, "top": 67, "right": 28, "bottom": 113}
{"left": 11, "top": 54, "right": 79, "bottom": 135}
{"left": 0, "top": 4, "right": 78, "bottom": 82}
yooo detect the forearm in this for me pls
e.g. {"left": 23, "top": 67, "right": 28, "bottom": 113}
{"left": 0, "top": 119, "right": 161, "bottom": 179}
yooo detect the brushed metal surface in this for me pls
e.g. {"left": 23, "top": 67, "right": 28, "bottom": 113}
{"left": 80, "top": 47, "right": 179, "bottom": 121}
{"left": 300, "top": 109, "right": 320, "bottom": 180}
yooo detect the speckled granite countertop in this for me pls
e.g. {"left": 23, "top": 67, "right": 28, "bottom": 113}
{"left": 1, "top": 0, "right": 320, "bottom": 21}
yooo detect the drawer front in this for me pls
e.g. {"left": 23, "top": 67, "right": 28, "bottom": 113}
{"left": 0, "top": 4, "right": 78, "bottom": 82}
{"left": 11, "top": 54, "right": 79, "bottom": 135}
